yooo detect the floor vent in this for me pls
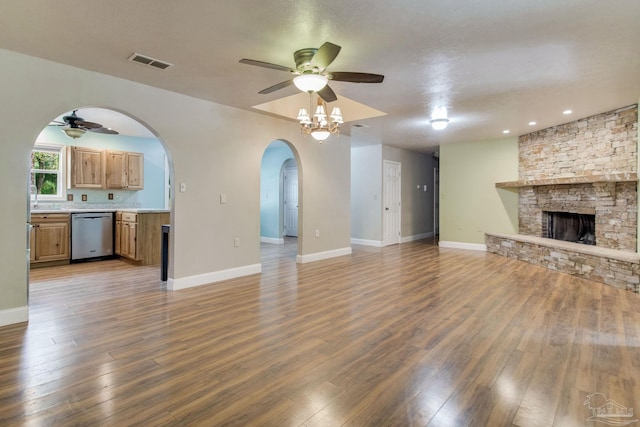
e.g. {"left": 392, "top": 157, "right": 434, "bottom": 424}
{"left": 128, "top": 53, "right": 173, "bottom": 70}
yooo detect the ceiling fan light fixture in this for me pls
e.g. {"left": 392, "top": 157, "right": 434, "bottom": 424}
{"left": 62, "top": 126, "right": 86, "bottom": 139}
{"left": 298, "top": 92, "right": 343, "bottom": 142}
{"left": 330, "top": 107, "right": 344, "bottom": 123}
{"left": 297, "top": 108, "right": 311, "bottom": 124}
{"left": 293, "top": 74, "right": 328, "bottom": 93}
{"left": 310, "top": 129, "right": 331, "bottom": 141}
{"left": 429, "top": 118, "right": 450, "bottom": 130}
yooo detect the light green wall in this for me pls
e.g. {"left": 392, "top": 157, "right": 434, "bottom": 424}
{"left": 439, "top": 138, "right": 519, "bottom": 245}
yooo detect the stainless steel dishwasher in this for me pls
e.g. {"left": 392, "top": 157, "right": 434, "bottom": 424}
{"left": 71, "top": 212, "right": 114, "bottom": 261}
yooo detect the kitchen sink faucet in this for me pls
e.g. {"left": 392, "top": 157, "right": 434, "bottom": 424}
{"left": 30, "top": 184, "right": 38, "bottom": 208}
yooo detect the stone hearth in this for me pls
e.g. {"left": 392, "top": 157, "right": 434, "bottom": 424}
{"left": 487, "top": 104, "right": 639, "bottom": 292}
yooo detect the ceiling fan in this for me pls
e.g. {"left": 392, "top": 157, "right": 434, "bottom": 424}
{"left": 239, "top": 42, "right": 384, "bottom": 103}
{"left": 49, "top": 110, "right": 119, "bottom": 139}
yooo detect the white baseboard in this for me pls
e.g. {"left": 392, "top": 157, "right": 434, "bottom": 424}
{"left": 168, "top": 264, "right": 262, "bottom": 291}
{"left": 401, "top": 232, "right": 435, "bottom": 243}
{"left": 350, "top": 238, "right": 383, "bottom": 247}
{"left": 0, "top": 306, "right": 28, "bottom": 327}
{"left": 438, "top": 241, "right": 487, "bottom": 251}
{"left": 296, "top": 247, "right": 352, "bottom": 264}
{"left": 260, "top": 236, "right": 284, "bottom": 244}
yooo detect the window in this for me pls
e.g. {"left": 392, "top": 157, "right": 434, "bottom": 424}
{"left": 31, "top": 144, "right": 65, "bottom": 200}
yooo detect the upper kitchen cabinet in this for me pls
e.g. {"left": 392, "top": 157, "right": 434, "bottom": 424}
{"left": 68, "top": 146, "right": 104, "bottom": 188}
{"left": 106, "top": 151, "right": 144, "bottom": 190}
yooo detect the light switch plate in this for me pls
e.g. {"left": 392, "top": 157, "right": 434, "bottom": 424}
{"left": 220, "top": 193, "right": 227, "bottom": 204}
{"left": 179, "top": 182, "right": 187, "bottom": 192}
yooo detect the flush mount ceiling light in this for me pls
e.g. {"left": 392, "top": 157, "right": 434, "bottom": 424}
{"left": 293, "top": 74, "right": 329, "bottom": 93}
{"left": 297, "top": 92, "right": 343, "bottom": 142}
{"left": 429, "top": 118, "right": 450, "bottom": 130}
{"left": 62, "top": 126, "right": 86, "bottom": 139}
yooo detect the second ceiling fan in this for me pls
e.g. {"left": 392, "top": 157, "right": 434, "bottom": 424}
{"left": 239, "top": 42, "right": 384, "bottom": 102}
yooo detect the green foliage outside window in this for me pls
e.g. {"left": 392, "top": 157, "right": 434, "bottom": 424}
{"left": 31, "top": 149, "right": 61, "bottom": 196}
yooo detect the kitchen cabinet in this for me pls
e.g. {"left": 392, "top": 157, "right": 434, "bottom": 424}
{"left": 68, "top": 147, "right": 104, "bottom": 188}
{"left": 30, "top": 213, "right": 70, "bottom": 265}
{"left": 106, "top": 151, "right": 144, "bottom": 190}
{"left": 115, "top": 211, "right": 168, "bottom": 265}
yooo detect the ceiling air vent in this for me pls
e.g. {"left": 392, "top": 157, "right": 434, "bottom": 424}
{"left": 128, "top": 53, "right": 173, "bottom": 70}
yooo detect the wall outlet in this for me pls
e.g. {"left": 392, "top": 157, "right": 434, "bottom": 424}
{"left": 81, "top": 194, "right": 87, "bottom": 201}
{"left": 234, "top": 237, "right": 240, "bottom": 247}
{"left": 315, "top": 229, "right": 320, "bottom": 238}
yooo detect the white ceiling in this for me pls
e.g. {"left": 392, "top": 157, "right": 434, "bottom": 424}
{"left": 2, "top": 0, "right": 639, "bottom": 152}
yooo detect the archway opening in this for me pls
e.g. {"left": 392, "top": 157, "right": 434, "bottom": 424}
{"left": 28, "top": 106, "right": 174, "bottom": 297}
{"left": 259, "top": 140, "right": 301, "bottom": 261}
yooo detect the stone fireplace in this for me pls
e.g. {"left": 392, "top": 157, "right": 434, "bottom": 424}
{"left": 486, "top": 104, "right": 639, "bottom": 292}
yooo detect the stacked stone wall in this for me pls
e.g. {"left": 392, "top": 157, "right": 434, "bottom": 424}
{"left": 519, "top": 105, "right": 637, "bottom": 180}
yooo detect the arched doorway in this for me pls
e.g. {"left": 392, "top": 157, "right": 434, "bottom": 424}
{"left": 259, "top": 140, "right": 301, "bottom": 260}
{"left": 28, "top": 107, "right": 174, "bottom": 294}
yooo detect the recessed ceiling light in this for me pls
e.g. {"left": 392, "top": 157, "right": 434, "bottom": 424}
{"left": 528, "top": 121, "right": 536, "bottom": 126}
{"left": 503, "top": 130, "right": 510, "bottom": 134}
{"left": 563, "top": 109, "right": 572, "bottom": 115}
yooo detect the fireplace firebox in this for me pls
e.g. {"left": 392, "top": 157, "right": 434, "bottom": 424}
{"left": 545, "top": 211, "right": 596, "bottom": 245}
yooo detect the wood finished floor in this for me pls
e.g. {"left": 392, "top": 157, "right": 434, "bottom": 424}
{"left": 1, "top": 238, "right": 639, "bottom": 426}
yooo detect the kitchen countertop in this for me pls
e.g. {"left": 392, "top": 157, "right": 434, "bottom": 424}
{"left": 31, "top": 208, "right": 170, "bottom": 214}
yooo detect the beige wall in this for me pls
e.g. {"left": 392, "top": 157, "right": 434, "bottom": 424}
{"left": 0, "top": 49, "right": 350, "bottom": 319}
{"left": 439, "top": 138, "right": 519, "bottom": 245}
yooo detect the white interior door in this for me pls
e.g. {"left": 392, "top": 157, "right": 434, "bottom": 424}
{"left": 283, "top": 167, "right": 298, "bottom": 237}
{"left": 383, "top": 160, "right": 401, "bottom": 246}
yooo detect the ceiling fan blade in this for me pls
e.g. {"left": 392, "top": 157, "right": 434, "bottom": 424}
{"left": 258, "top": 79, "right": 294, "bottom": 94}
{"left": 75, "top": 120, "right": 103, "bottom": 129}
{"left": 239, "top": 58, "right": 295, "bottom": 73}
{"left": 330, "top": 72, "right": 384, "bottom": 83}
{"left": 317, "top": 85, "right": 337, "bottom": 103}
{"left": 310, "top": 42, "right": 341, "bottom": 70}
{"left": 89, "top": 127, "right": 119, "bottom": 135}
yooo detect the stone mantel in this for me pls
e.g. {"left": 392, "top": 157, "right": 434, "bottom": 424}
{"left": 495, "top": 173, "right": 638, "bottom": 188}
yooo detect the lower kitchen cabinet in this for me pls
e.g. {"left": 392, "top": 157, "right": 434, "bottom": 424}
{"left": 30, "top": 213, "right": 70, "bottom": 265}
{"left": 115, "top": 211, "right": 169, "bottom": 265}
